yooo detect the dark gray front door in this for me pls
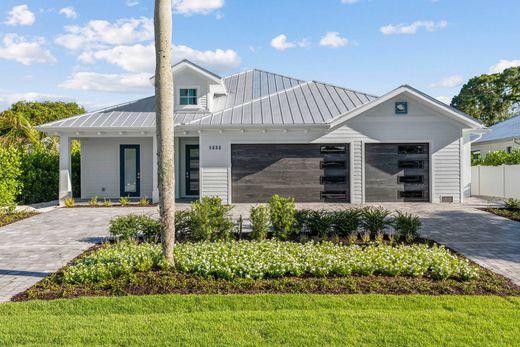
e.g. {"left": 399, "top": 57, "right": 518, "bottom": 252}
{"left": 120, "top": 145, "right": 140, "bottom": 197}
{"left": 365, "top": 143, "right": 429, "bottom": 202}
{"left": 185, "top": 144, "right": 199, "bottom": 196}
{"left": 231, "top": 144, "right": 350, "bottom": 203}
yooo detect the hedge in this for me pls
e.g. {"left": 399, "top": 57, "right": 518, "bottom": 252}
{"left": 473, "top": 148, "right": 520, "bottom": 166}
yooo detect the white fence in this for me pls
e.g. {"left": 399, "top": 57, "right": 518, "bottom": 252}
{"left": 471, "top": 165, "right": 520, "bottom": 199}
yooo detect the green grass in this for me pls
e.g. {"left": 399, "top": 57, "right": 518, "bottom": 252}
{"left": 1, "top": 294, "right": 519, "bottom": 346}
{"left": 485, "top": 208, "right": 520, "bottom": 222}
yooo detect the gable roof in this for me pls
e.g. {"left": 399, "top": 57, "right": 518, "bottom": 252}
{"left": 329, "top": 85, "right": 484, "bottom": 129}
{"left": 475, "top": 115, "right": 520, "bottom": 143}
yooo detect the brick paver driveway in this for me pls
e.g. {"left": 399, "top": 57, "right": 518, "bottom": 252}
{"left": 0, "top": 207, "right": 159, "bottom": 302}
{"left": 1, "top": 198, "right": 518, "bottom": 302}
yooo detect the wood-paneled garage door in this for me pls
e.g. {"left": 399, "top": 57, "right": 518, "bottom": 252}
{"left": 365, "top": 143, "right": 429, "bottom": 202}
{"left": 231, "top": 144, "right": 350, "bottom": 203}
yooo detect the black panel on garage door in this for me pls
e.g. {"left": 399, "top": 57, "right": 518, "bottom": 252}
{"left": 231, "top": 144, "right": 350, "bottom": 203}
{"left": 365, "top": 143, "right": 429, "bottom": 202}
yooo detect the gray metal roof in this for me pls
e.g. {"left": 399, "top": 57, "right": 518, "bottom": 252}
{"left": 475, "top": 115, "right": 520, "bottom": 143}
{"left": 38, "top": 65, "right": 377, "bottom": 131}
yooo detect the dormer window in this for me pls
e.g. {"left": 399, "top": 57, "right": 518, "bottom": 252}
{"left": 180, "top": 88, "right": 197, "bottom": 105}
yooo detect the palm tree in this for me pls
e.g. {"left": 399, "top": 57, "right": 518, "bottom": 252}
{"left": 0, "top": 110, "right": 39, "bottom": 146}
{"left": 154, "top": 0, "right": 175, "bottom": 265}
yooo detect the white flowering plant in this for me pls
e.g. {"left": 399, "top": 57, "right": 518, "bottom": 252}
{"left": 62, "top": 240, "right": 479, "bottom": 284}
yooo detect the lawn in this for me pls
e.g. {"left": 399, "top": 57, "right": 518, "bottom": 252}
{"left": 1, "top": 294, "right": 519, "bottom": 346}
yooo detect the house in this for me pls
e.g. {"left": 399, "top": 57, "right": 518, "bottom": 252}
{"left": 471, "top": 115, "right": 520, "bottom": 158}
{"left": 37, "top": 60, "right": 486, "bottom": 205}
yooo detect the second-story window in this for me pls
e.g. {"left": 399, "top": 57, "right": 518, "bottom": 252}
{"left": 180, "top": 88, "right": 197, "bottom": 105}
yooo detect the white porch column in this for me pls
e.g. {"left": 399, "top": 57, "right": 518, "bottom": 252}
{"left": 152, "top": 135, "right": 159, "bottom": 203}
{"left": 58, "top": 135, "right": 72, "bottom": 206}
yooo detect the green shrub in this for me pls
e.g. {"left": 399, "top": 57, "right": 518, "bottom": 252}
{"left": 268, "top": 195, "right": 296, "bottom": 240}
{"left": 0, "top": 146, "right": 22, "bottom": 209}
{"left": 250, "top": 204, "right": 270, "bottom": 240}
{"left": 119, "top": 196, "right": 130, "bottom": 206}
{"left": 18, "top": 146, "right": 58, "bottom": 204}
{"left": 103, "top": 198, "right": 112, "bottom": 207}
{"left": 64, "top": 197, "right": 75, "bottom": 208}
{"left": 88, "top": 196, "right": 98, "bottom": 207}
{"left": 139, "top": 197, "right": 150, "bottom": 206}
{"left": 331, "top": 209, "right": 361, "bottom": 237}
{"left": 62, "top": 241, "right": 168, "bottom": 284}
{"left": 504, "top": 198, "right": 520, "bottom": 210}
{"left": 187, "top": 197, "right": 234, "bottom": 242}
{"left": 109, "top": 214, "right": 160, "bottom": 241}
{"left": 393, "top": 211, "right": 422, "bottom": 243}
{"left": 475, "top": 149, "right": 520, "bottom": 166}
{"left": 361, "top": 207, "right": 391, "bottom": 238}
{"left": 305, "top": 210, "right": 334, "bottom": 237}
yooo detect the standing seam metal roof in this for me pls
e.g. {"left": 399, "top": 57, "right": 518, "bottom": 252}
{"left": 38, "top": 67, "right": 377, "bottom": 130}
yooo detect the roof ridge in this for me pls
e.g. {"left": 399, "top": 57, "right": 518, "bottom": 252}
{"left": 311, "top": 79, "right": 378, "bottom": 98}
{"left": 223, "top": 68, "right": 306, "bottom": 85}
{"left": 186, "top": 81, "right": 314, "bottom": 125}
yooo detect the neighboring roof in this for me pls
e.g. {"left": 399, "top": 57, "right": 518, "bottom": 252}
{"left": 475, "top": 115, "right": 520, "bottom": 143}
{"left": 329, "top": 84, "right": 484, "bottom": 129}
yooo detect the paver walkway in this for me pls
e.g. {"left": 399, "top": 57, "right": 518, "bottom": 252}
{"left": 0, "top": 207, "right": 159, "bottom": 302}
{"left": 1, "top": 198, "right": 518, "bottom": 302}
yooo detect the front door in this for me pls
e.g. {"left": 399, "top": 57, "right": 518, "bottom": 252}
{"left": 120, "top": 145, "right": 140, "bottom": 197}
{"left": 185, "top": 144, "right": 200, "bottom": 196}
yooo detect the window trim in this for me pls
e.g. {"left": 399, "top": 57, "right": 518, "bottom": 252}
{"left": 179, "top": 87, "right": 198, "bottom": 106}
{"left": 176, "top": 85, "right": 201, "bottom": 110}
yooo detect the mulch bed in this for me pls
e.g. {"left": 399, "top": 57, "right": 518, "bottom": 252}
{"left": 483, "top": 208, "right": 520, "bottom": 222}
{"left": 0, "top": 211, "right": 39, "bottom": 228}
{"left": 12, "top": 243, "right": 520, "bottom": 301}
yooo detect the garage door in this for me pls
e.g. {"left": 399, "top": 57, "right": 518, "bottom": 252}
{"left": 231, "top": 144, "right": 350, "bottom": 203}
{"left": 365, "top": 143, "right": 429, "bottom": 202}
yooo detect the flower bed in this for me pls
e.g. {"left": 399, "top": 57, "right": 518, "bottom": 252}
{"left": 62, "top": 240, "right": 479, "bottom": 284}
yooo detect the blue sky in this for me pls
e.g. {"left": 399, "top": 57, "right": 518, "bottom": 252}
{"left": 0, "top": 0, "right": 518, "bottom": 111}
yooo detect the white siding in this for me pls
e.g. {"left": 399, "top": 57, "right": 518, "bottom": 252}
{"left": 200, "top": 168, "right": 229, "bottom": 204}
{"left": 472, "top": 139, "right": 520, "bottom": 158}
{"left": 432, "top": 139, "right": 461, "bottom": 203}
{"left": 80, "top": 137, "right": 153, "bottom": 199}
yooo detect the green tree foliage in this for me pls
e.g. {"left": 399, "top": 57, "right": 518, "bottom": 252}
{"left": 451, "top": 67, "right": 520, "bottom": 126}
{"left": 0, "top": 146, "right": 23, "bottom": 208}
{"left": 0, "top": 110, "right": 39, "bottom": 146}
{"left": 473, "top": 149, "right": 520, "bottom": 166}
{"left": 18, "top": 146, "right": 59, "bottom": 204}
{"left": 7, "top": 101, "right": 86, "bottom": 126}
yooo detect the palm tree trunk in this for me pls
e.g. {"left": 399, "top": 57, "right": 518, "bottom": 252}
{"left": 154, "top": 0, "right": 175, "bottom": 265}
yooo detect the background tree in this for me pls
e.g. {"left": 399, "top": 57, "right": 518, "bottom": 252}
{"left": 7, "top": 101, "right": 86, "bottom": 126}
{"left": 0, "top": 110, "right": 39, "bottom": 146}
{"left": 451, "top": 67, "right": 520, "bottom": 126}
{"left": 154, "top": 0, "right": 175, "bottom": 265}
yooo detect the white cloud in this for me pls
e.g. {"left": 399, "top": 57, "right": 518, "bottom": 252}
{"left": 488, "top": 59, "right": 520, "bottom": 74}
{"left": 436, "top": 96, "right": 452, "bottom": 105}
{"left": 126, "top": 0, "right": 140, "bottom": 6}
{"left": 0, "top": 91, "right": 71, "bottom": 106}
{"left": 59, "top": 7, "right": 78, "bottom": 19}
{"left": 271, "top": 34, "right": 309, "bottom": 51}
{"left": 59, "top": 72, "right": 152, "bottom": 92}
{"left": 79, "top": 43, "right": 241, "bottom": 74}
{"left": 429, "top": 75, "right": 464, "bottom": 88}
{"left": 0, "top": 34, "right": 57, "bottom": 65}
{"left": 4, "top": 4, "right": 35, "bottom": 26}
{"left": 55, "top": 17, "right": 154, "bottom": 50}
{"left": 380, "top": 20, "right": 448, "bottom": 35}
{"left": 341, "top": 0, "right": 359, "bottom": 4}
{"left": 173, "top": 0, "right": 225, "bottom": 15}
{"left": 319, "top": 32, "right": 349, "bottom": 48}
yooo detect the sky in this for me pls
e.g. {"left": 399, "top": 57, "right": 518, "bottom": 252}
{"left": 0, "top": 0, "right": 519, "bottom": 111}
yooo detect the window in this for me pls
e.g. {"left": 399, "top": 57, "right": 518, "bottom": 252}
{"left": 398, "top": 144, "right": 425, "bottom": 154}
{"left": 320, "top": 145, "right": 346, "bottom": 154}
{"left": 398, "top": 160, "right": 424, "bottom": 169}
{"left": 398, "top": 191, "right": 424, "bottom": 198}
{"left": 395, "top": 101, "right": 408, "bottom": 114}
{"left": 398, "top": 175, "right": 424, "bottom": 184}
{"left": 320, "top": 161, "right": 347, "bottom": 169}
{"left": 179, "top": 88, "right": 197, "bottom": 105}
